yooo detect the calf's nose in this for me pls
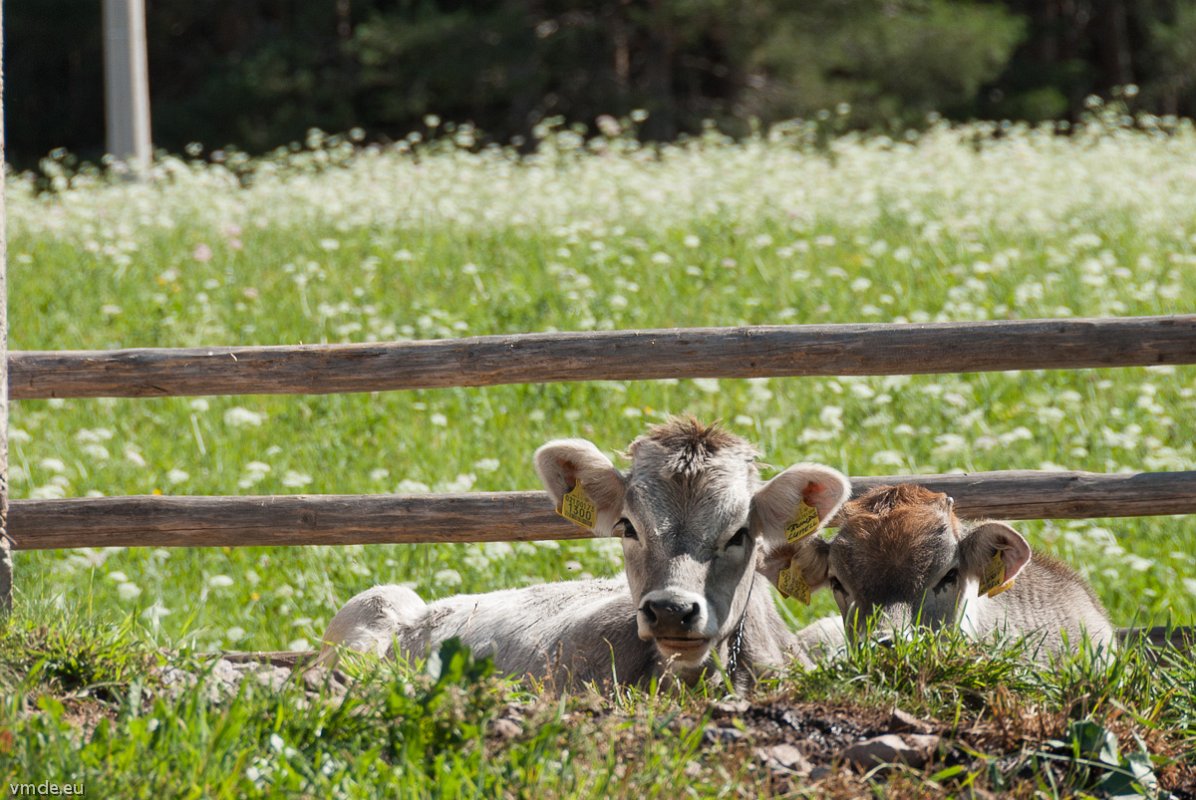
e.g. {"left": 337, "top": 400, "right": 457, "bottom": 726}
{"left": 641, "top": 598, "right": 702, "bottom": 630}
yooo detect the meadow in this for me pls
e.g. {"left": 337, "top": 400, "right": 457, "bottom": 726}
{"left": 2, "top": 112, "right": 1195, "bottom": 796}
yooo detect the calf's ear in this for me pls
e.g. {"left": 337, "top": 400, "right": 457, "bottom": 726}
{"left": 534, "top": 439, "right": 627, "bottom": 537}
{"left": 759, "top": 535, "right": 832, "bottom": 593}
{"left": 751, "top": 463, "right": 851, "bottom": 551}
{"left": 959, "top": 522, "right": 1032, "bottom": 591}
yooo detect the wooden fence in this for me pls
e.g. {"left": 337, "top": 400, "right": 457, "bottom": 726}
{"left": 10, "top": 469, "right": 1196, "bottom": 551}
{"left": 10, "top": 315, "right": 1195, "bottom": 398}
{"left": 1, "top": 314, "right": 1194, "bottom": 579}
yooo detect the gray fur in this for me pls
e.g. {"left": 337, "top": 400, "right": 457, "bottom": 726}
{"left": 319, "top": 419, "right": 852, "bottom": 690}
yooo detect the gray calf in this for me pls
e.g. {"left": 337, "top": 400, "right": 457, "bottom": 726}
{"left": 319, "top": 418, "right": 851, "bottom": 690}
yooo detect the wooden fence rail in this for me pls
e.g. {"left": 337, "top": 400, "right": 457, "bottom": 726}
{"left": 11, "top": 469, "right": 1196, "bottom": 551}
{"left": 9, "top": 315, "right": 1196, "bottom": 399}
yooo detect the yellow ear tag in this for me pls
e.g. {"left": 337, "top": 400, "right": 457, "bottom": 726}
{"left": 979, "top": 551, "right": 1014, "bottom": 598}
{"left": 777, "top": 562, "right": 811, "bottom": 605}
{"left": 785, "top": 500, "right": 821, "bottom": 543}
{"left": 558, "top": 484, "right": 597, "bottom": 530}
{"left": 987, "top": 579, "right": 1015, "bottom": 598}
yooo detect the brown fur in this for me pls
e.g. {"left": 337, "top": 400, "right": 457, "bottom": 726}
{"left": 813, "top": 482, "right": 1116, "bottom": 656}
{"left": 841, "top": 485, "right": 958, "bottom": 543}
{"left": 836, "top": 485, "right": 958, "bottom": 596}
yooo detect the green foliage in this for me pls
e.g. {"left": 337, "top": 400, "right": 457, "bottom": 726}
{"left": 1038, "top": 720, "right": 1160, "bottom": 798}
{"left": 1147, "top": 3, "right": 1196, "bottom": 110}
{"left": 751, "top": 0, "right": 1025, "bottom": 126}
{"left": 11, "top": 1, "right": 1196, "bottom": 165}
{"left": 0, "top": 616, "right": 156, "bottom": 703}
{"left": 780, "top": 627, "right": 1040, "bottom": 717}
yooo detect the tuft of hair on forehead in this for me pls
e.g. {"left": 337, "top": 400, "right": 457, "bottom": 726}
{"left": 629, "top": 416, "right": 757, "bottom": 478}
{"left": 839, "top": 483, "right": 957, "bottom": 549}
{"left": 850, "top": 484, "right": 949, "bottom": 516}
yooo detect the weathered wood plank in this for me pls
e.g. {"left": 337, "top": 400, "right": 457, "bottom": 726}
{"left": 8, "top": 470, "right": 1195, "bottom": 551}
{"left": 848, "top": 470, "right": 1196, "bottom": 521}
{"left": 9, "top": 315, "right": 1196, "bottom": 399}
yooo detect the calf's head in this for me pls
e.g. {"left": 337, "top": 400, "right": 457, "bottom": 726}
{"left": 535, "top": 418, "right": 849, "bottom": 671}
{"left": 793, "top": 484, "right": 1031, "bottom": 642}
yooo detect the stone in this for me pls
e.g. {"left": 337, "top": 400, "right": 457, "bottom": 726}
{"left": 702, "top": 725, "right": 746, "bottom": 745}
{"left": 755, "top": 743, "right": 813, "bottom": 775}
{"left": 842, "top": 733, "right": 941, "bottom": 770}
{"left": 808, "top": 765, "right": 834, "bottom": 781}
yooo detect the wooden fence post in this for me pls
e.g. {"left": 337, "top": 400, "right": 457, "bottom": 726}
{"left": 0, "top": 2, "right": 11, "bottom": 613}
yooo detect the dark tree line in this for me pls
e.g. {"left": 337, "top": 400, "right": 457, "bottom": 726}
{"left": 5, "top": 0, "right": 1196, "bottom": 167}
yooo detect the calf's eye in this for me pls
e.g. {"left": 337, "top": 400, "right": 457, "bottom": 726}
{"left": 934, "top": 568, "right": 959, "bottom": 593}
{"left": 619, "top": 519, "right": 638, "bottom": 540}
{"left": 725, "top": 527, "right": 749, "bottom": 550}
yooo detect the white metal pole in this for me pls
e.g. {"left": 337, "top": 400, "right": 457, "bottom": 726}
{"left": 102, "top": 0, "right": 152, "bottom": 169}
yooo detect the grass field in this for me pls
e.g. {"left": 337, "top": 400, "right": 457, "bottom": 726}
{"left": 2, "top": 114, "right": 1195, "bottom": 796}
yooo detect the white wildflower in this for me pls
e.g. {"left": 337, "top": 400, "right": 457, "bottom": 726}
{"left": 81, "top": 444, "right": 110, "bottom": 461}
{"left": 224, "top": 407, "right": 265, "bottom": 427}
{"left": 434, "top": 569, "right": 462, "bottom": 588}
{"left": 282, "top": 470, "right": 313, "bottom": 488}
{"left": 818, "top": 405, "right": 844, "bottom": 430}
{"left": 437, "top": 473, "right": 475, "bottom": 493}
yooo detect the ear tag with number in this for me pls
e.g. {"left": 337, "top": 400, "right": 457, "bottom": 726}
{"left": 558, "top": 484, "right": 597, "bottom": 530}
{"left": 785, "top": 500, "right": 821, "bottom": 543}
{"left": 979, "top": 551, "right": 1015, "bottom": 598}
{"left": 777, "top": 562, "right": 811, "bottom": 605}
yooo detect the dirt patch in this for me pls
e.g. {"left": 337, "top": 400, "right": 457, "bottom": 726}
{"left": 507, "top": 692, "right": 1196, "bottom": 799}
{"left": 59, "top": 697, "right": 118, "bottom": 740}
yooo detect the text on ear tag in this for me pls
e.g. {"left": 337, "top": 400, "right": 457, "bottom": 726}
{"left": 558, "top": 484, "right": 597, "bottom": 530}
{"left": 979, "top": 551, "right": 1013, "bottom": 597}
{"left": 777, "top": 562, "right": 811, "bottom": 605}
{"left": 785, "top": 500, "right": 821, "bottom": 543}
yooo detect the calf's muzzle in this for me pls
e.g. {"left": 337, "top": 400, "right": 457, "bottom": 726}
{"left": 639, "top": 590, "right": 709, "bottom": 640}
